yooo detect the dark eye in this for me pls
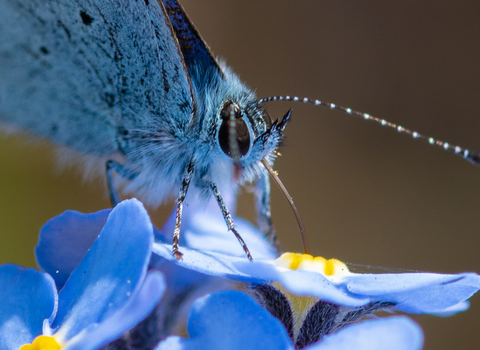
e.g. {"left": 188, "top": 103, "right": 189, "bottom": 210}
{"left": 218, "top": 102, "right": 251, "bottom": 160}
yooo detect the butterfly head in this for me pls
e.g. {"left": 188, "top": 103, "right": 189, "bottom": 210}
{"left": 190, "top": 64, "right": 291, "bottom": 183}
{"left": 215, "top": 99, "right": 291, "bottom": 165}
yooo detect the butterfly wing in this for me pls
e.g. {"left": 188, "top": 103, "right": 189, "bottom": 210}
{"left": 0, "top": 0, "right": 194, "bottom": 157}
{"left": 161, "top": 0, "right": 223, "bottom": 83}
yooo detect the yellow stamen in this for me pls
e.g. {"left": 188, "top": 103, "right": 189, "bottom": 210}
{"left": 275, "top": 253, "right": 350, "bottom": 278}
{"left": 19, "top": 335, "right": 61, "bottom": 350}
{"left": 324, "top": 258, "right": 348, "bottom": 276}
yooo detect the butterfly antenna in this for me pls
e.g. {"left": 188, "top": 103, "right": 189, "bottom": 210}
{"left": 259, "top": 96, "right": 480, "bottom": 166}
{"left": 261, "top": 158, "right": 310, "bottom": 255}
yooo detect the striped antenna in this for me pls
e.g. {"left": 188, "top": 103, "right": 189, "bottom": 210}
{"left": 259, "top": 95, "right": 480, "bottom": 166}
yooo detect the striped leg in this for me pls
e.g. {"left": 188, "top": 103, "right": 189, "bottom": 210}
{"left": 210, "top": 182, "right": 253, "bottom": 261}
{"left": 172, "top": 162, "right": 195, "bottom": 260}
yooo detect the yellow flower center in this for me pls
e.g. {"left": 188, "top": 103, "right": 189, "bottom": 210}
{"left": 19, "top": 335, "right": 61, "bottom": 350}
{"left": 275, "top": 253, "right": 350, "bottom": 278}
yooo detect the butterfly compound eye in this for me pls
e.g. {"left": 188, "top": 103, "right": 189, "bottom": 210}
{"left": 218, "top": 102, "right": 251, "bottom": 160}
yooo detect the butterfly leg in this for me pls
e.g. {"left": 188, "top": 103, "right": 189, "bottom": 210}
{"left": 172, "top": 162, "right": 195, "bottom": 260}
{"left": 209, "top": 182, "right": 253, "bottom": 261}
{"left": 105, "top": 160, "right": 138, "bottom": 206}
{"left": 254, "top": 169, "right": 281, "bottom": 253}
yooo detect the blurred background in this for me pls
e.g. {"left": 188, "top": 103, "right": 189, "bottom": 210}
{"left": 1, "top": 0, "right": 479, "bottom": 348}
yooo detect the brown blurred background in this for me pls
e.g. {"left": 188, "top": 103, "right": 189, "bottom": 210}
{"left": 1, "top": 0, "right": 479, "bottom": 348}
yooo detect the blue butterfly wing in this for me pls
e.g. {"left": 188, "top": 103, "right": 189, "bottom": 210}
{"left": 0, "top": 0, "right": 194, "bottom": 157}
{"left": 162, "top": 0, "right": 224, "bottom": 85}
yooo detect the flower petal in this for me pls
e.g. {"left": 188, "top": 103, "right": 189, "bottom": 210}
{"left": 36, "top": 209, "right": 111, "bottom": 289}
{"left": 51, "top": 199, "right": 154, "bottom": 343}
{"left": 0, "top": 265, "right": 57, "bottom": 350}
{"left": 155, "top": 290, "right": 293, "bottom": 350}
{"left": 308, "top": 316, "right": 423, "bottom": 350}
{"left": 152, "top": 243, "right": 370, "bottom": 307}
{"left": 345, "top": 272, "right": 480, "bottom": 313}
{"left": 64, "top": 271, "right": 166, "bottom": 350}
{"left": 152, "top": 243, "right": 257, "bottom": 281}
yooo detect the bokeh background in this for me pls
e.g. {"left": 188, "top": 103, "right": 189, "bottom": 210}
{"left": 1, "top": 0, "right": 479, "bottom": 348}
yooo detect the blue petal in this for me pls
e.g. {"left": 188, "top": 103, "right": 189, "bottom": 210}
{"left": 0, "top": 265, "right": 57, "bottom": 350}
{"left": 345, "top": 272, "right": 480, "bottom": 313}
{"left": 153, "top": 241, "right": 480, "bottom": 313}
{"left": 160, "top": 189, "right": 277, "bottom": 260}
{"left": 155, "top": 290, "right": 293, "bottom": 350}
{"left": 152, "top": 242, "right": 260, "bottom": 282}
{"left": 36, "top": 208, "right": 111, "bottom": 289}
{"left": 65, "top": 271, "right": 166, "bottom": 350}
{"left": 308, "top": 316, "right": 423, "bottom": 350}
{"left": 51, "top": 199, "right": 154, "bottom": 343}
{"left": 152, "top": 243, "right": 369, "bottom": 307}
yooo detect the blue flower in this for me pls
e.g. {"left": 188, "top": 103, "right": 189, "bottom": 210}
{"left": 155, "top": 290, "right": 424, "bottom": 350}
{"left": 0, "top": 199, "right": 165, "bottom": 350}
{"left": 4, "top": 191, "right": 478, "bottom": 350}
{"left": 151, "top": 192, "right": 480, "bottom": 349}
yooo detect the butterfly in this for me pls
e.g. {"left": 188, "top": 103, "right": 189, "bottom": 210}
{"left": 0, "top": 0, "right": 297, "bottom": 260}
{"left": 2, "top": 0, "right": 479, "bottom": 263}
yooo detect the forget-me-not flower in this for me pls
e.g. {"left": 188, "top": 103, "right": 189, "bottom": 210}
{"left": 0, "top": 199, "right": 165, "bottom": 350}
{"left": 151, "top": 191, "right": 480, "bottom": 349}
